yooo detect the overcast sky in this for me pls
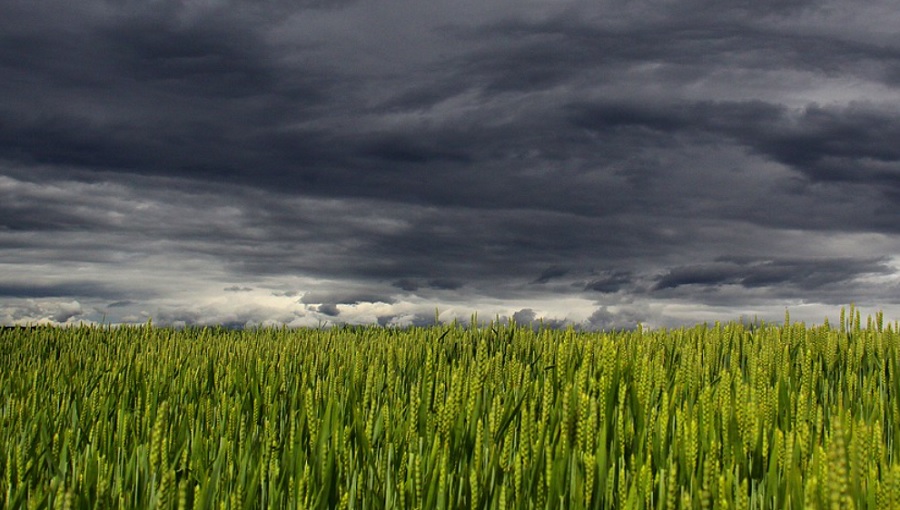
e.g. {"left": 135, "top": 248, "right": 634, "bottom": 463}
{"left": 3, "top": 0, "right": 900, "bottom": 328}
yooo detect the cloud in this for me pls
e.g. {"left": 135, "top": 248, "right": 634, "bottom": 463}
{"left": 300, "top": 290, "right": 396, "bottom": 306}
{"left": 224, "top": 286, "right": 254, "bottom": 292}
{"left": 584, "top": 306, "right": 646, "bottom": 331}
{"left": 571, "top": 99, "right": 900, "bottom": 197}
{"left": 3, "top": 0, "right": 900, "bottom": 328}
{"left": 392, "top": 279, "right": 419, "bottom": 292}
{"left": 584, "top": 271, "right": 634, "bottom": 293}
{"left": 533, "top": 266, "right": 568, "bottom": 284}
{"left": 427, "top": 279, "right": 463, "bottom": 290}
{"left": 316, "top": 303, "right": 340, "bottom": 317}
{"left": 0, "top": 282, "right": 129, "bottom": 300}
{"left": 151, "top": 298, "right": 309, "bottom": 328}
{"left": 512, "top": 308, "right": 537, "bottom": 324}
{"left": 409, "top": 312, "right": 440, "bottom": 328}
{"left": 653, "top": 257, "right": 892, "bottom": 291}
{"left": 0, "top": 299, "right": 86, "bottom": 325}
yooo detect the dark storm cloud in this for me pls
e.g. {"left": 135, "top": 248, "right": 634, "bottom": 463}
{"left": 654, "top": 258, "right": 892, "bottom": 291}
{"left": 390, "top": 279, "right": 462, "bottom": 292}
{"left": 99, "top": 17, "right": 275, "bottom": 99}
{"left": 358, "top": 135, "right": 471, "bottom": 165}
{"left": 533, "top": 267, "right": 569, "bottom": 284}
{"left": 0, "top": 2, "right": 337, "bottom": 188}
{"left": 392, "top": 279, "right": 419, "bottom": 292}
{"left": 0, "top": 2, "right": 712, "bottom": 211}
{"left": 3, "top": 0, "right": 897, "bottom": 219}
{"left": 464, "top": 8, "right": 900, "bottom": 93}
{"left": 572, "top": 99, "right": 900, "bottom": 200}
{"left": 427, "top": 279, "right": 463, "bottom": 290}
{"left": 0, "top": 282, "right": 130, "bottom": 300}
{"left": 745, "top": 105, "right": 900, "bottom": 186}
{"left": 342, "top": 207, "right": 661, "bottom": 294}
{"left": 3, "top": 0, "right": 900, "bottom": 326}
{"left": 584, "top": 271, "right": 634, "bottom": 294}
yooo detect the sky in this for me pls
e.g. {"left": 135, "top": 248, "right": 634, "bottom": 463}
{"left": 3, "top": 0, "right": 900, "bottom": 329}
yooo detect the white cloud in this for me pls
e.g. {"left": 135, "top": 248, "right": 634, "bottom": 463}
{"left": 0, "top": 299, "right": 88, "bottom": 326}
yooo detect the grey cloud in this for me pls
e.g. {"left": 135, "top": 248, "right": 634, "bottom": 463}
{"left": 316, "top": 303, "right": 341, "bottom": 317}
{"left": 467, "top": 10, "right": 900, "bottom": 93}
{"left": 745, "top": 105, "right": 900, "bottom": 186}
{"left": 568, "top": 100, "right": 783, "bottom": 139}
{"left": 0, "top": 3, "right": 336, "bottom": 187}
{"left": 571, "top": 99, "right": 900, "bottom": 211}
{"left": 0, "top": 300, "right": 85, "bottom": 325}
{"left": 537, "top": 317, "right": 572, "bottom": 330}
{"left": 654, "top": 264, "right": 744, "bottom": 290}
{"left": 512, "top": 308, "right": 537, "bottom": 324}
{"left": 409, "top": 313, "right": 440, "bottom": 328}
{"left": 300, "top": 290, "right": 395, "bottom": 306}
{"left": 0, "top": 282, "right": 132, "bottom": 300}
{"left": 224, "top": 286, "right": 254, "bottom": 292}
{"left": 390, "top": 279, "right": 463, "bottom": 292}
{"left": 392, "top": 279, "right": 419, "bottom": 292}
{"left": 654, "top": 258, "right": 891, "bottom": 291}
{"left": 358, "top": 135, "right": 471, "bottom": 165}
{"left": 493, "top": 310, "right": 573, "bottom": 330}
{"left": 6, "top": 2, "right": 894, "bottom": 234}
{"left": 3, "top": 0, "right": 900, "bottom": 328}
{"left": 584, "top": 306, "right": 646, "bottom": 331}
{"left": 679, "top": 0, "right": 819, "bottom": 16}
{"left": 98, "top": 15, "right": 276, "bottom": 100}
{"left": 428, "top": 279, "right": 462, "bottom": 290}
{"left": 533, "top": 266, "right": 568, "bottom": 284}
{"left": 584, "top": 271, "right": 634, "bottom": 293}
{"left": 152, "top": 302, "right": 306, "bottom": 328}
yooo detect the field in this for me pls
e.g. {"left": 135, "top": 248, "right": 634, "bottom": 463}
{"left": 2, "top": 308, "right": 900, "bottom": 509}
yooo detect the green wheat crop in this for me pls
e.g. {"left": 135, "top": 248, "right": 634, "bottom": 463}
{"left": 2, "top": 306, "right": 899, "bottom": 509}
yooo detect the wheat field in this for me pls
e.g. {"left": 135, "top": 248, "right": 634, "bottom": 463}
{"left": 2, "top": 307, "right": 898, "bottom": 509}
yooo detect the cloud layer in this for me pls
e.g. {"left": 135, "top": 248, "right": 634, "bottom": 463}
{"left": 3, "top": 0, "right": 900, "bottom": 327}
